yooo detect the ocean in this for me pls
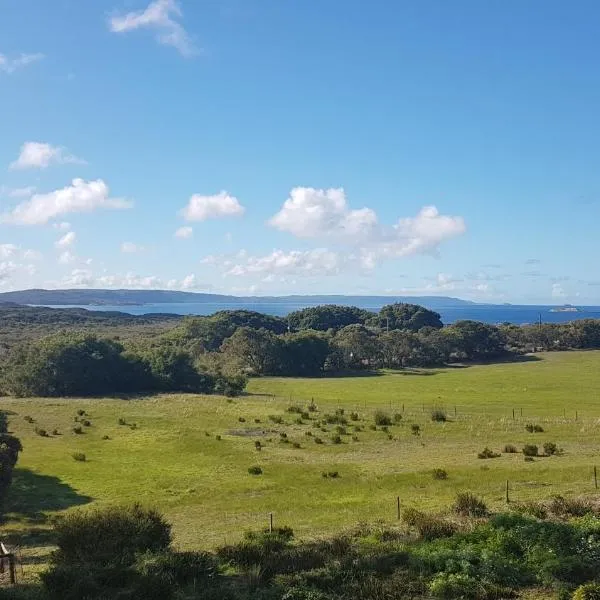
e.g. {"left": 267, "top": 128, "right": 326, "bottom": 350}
{"left": 41, "top": 302, "right": 600, "bottom": 326}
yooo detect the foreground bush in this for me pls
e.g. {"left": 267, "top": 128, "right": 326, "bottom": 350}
{"left": 453, "top": 492, "right": 487, "bottom": 517}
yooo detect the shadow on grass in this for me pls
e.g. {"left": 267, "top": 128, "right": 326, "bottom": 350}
{"left": 4, "top": 469, "right": 92, "bottom": 524}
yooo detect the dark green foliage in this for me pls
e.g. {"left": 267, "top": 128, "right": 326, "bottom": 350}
{"left": 334, "top": 425, "right": 347, "bottom": 435}
{"left": 215, "top": 435, "right": 222, "bottom": 441}
{"left": 525, "top": 423, "right": 544, "bottom": 433}
{"left": 522, "top": 444, "right": 538, "bottom": 457}
{"left": 323, "top": 413, "right": 347, "bottom": 425}
{"left": 23, "top": 415, "right": 34, "bottom": 423}
{"left": 287, "top": 305, "right": 369, "bottom": 332}
{"left": 402, "top": 508, "right": 456, "bottom": 540}
{"left": 72, "top": 426, "right": 83, "bottom": 434}
{"left": 431, "top": 409, "right": 447, "bottom": 422}
{"left": 411, "top": 424, "right": 421, "bottom": 435}
{"left": 135, "top": 550, "right": 218, "bottom": 587}
{"left": 0, "top": 412, "right": 22, "bottom": 513}
{"left": 72, "top": 452, "right": 86, "bottom": 462}
{"left": 81, "top": 419, "right": 91, "bottom": 427}
{"left": 374, "top": 410, "right": 392, "bottom": 426}
{"left": 321, "top": 471, "right": 339, "bottom": 479}
{"left": 371, "top": 303, "right": 443, "bottom": 332}
{"left": 314, "top": 437, "right": 323, "bottom": 444}
{"left": 548, "top": 495, "right": 594, "bottom": 517}
{"left": 254, "top": 440, "right": 262, "bottom": 450}
{"left": 350, "top": 411, "right": 359, "bottom": 421}
{"left": 269, "top": 415, "right": 284, "bottom": 424}
{"left": 292, "top": 442, "right": 301, "bottom": 449}
{"left": 503, "top": 444, "right": 518, "bottom": 453}
{"left": 453, "top": 492, "right": 488, "bottom": 517}
{"left": 573, "top": 582, "right": 600, "bottom": 600}
{"left": 477, "top": 447, "right": 500, "bottom": 459}
{"left": 432, "top": 468, "right": 448, "bottom": 480}
{"left": 543, "top": 441, "right": 559, "bottom": 455}
{"left": 248, "top": 466, "right": 263, "bottom": 475}
{"left": 118, "top": 418, "right": 127, "bottom": 425}
{"left": 393, "top": 413, "right": 403, "bottom": 423}
{"left": 52, "top": 428, "right": 59, "bottom": 436}
{"left": 287, "top": 405, "right": 303, "bottom": 414}
{"left": 330, "top": 435, "right": 342, "bottom": 444}
{"left": 34, "top": 427, "right": 48, "bottom": 437}
{"left": 77, "top": 409, "right": 86, "bottom": 416}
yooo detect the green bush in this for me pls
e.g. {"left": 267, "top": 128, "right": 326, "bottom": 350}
{"left": 72, "top": 453, "right": 86, "bottom": 462}
{"left": 411, "top": 424, "right": 421, "bottom": 435}
{"left": 269, "top": 415, "right": 284, "bottom": 424}
{"left": 522, "top": 444, "right": 538, "bottom": 457}
{"left": 350, "top": 412, "right": 359, "bottom": 421}
{"left": 314, "top": 437, "right": 323, "bottom": 445}
{"left": 543, "top": 441, "right": 559, "bottom": 456}
{"left": 393, "top": 413, "right": 403, "bottom": 423}
{"left": 248, "top": 466, "right": 263, "bottom": 475}
{"left": 51, "top": 504, "right": 172, "bottom": 566}
{"left": 135, "top": 550, "right": 218, "bottom": 587}
{"left": 402, "top": 508, "right": 456, "bottom": 540}
{"left": 72, "top": 426, "right": 83, "bottom": 435}
{"left": 525, "top": 423, "right": 544, "bottom": 433}
{"left": 573, "top": 582, "right": 600, "bottom": 600}
{"left": 428, "top": 572, "right": 479, "bottom": 599}
{"left": 374, "top": 411, "right": 392, "bottom": 426}
{"left": 432, "top": 468, "right": 448, "bottom": 480}
{"left": 548, "top": 495, "right": 593, "bottom": 517}
{"left": 503, "top": 444, "right": 518, "bottom": 453}
{"left": 431, "top": 409, "right": 447, "bottom": 422}
{"left": 34, "top": 427, "right": 48, "bottom": 437}
{"left": 477, "top": 447, "right": 500, "bottom": 459}
{"left": 453, "top": 492, "right": 488, "bottom": 517}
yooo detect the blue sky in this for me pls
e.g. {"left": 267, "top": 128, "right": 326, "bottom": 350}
{"left": 1, "top": 0, "right": 600, "bottom": 303}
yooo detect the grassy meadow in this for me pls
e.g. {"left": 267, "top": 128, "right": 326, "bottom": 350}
{"left": 4, "top": 350, "right": 600, "bottom": 579}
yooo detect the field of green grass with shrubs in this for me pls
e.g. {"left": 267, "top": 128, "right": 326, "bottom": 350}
{"left": 4, "top": 350, "right": 600, "bottom": 596}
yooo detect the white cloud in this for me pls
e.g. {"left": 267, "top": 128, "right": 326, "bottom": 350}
{"left": 55, "top": 231, "right": 76, "bottom": 248}
{"left": 10, "top": 142, "right": 86, "bottom": 170}
{"left": 1, "top": 178, "right": 132, "bottom": 225}
{"left": 180, "top": 191, "right": 245, "bottom": 222}
{"left": 0, "top": 261, "right": 17, "bottom": 282}
{"left": 0, "top": 244, "right": 19, "bottom": 259}
{"left": 174, "top": 226, "right": 193, "bottom": 239}
{"left": 23, "top": 249, "right": 42, "bottom": 260}
{"left": 0, "top": 186, "right": 37, "bottom": 198}
{"left": 269, "top": 187, "right": 378, "bottom": 240}
{"left": 62, "top": 268, "right": 94, "bottom": 287}
{"left": 58, "top": 250, "right": 76, "bottom": 264}
{"left": 121, "top": 242, "right": 144, "bottom": 253}
{"left": 109, "top": 0, "right": 197, "bottom": 57}
{"left": 0, "top": 53, "right": 44, "bottom": 75}
{"left": 0, "top": 244, "right": 41, "bottom": 262}
{"left": 181, "top": 274, "right": 197, "bottom": 289}
{"left": 210, "top": 248, "right": 342, "bottom": 278}
{"left": 269, "top": 188, "right": 465, "bottom": 268}
{"left": 552, "top": 283, "right": 567, "bottom": 299}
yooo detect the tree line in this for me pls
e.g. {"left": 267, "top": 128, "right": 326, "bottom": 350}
{"left": 1, "top": 303, "right": 599, "bottom": 396}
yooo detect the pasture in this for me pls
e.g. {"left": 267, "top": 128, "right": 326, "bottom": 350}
{"left": 3, "top": 350, "right": 600, "bottom": 579}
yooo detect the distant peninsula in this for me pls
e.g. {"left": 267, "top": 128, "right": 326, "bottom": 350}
{"left": 0, "top": 288, "right": 476, "bottom": 309}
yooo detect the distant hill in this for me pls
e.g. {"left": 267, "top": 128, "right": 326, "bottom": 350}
{"left": 0, "top": 289, "right": 475, "bottom": 309}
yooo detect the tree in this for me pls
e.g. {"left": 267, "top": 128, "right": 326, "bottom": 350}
{"left": 280, "top": 331, "right": 331, "bottom": 376}
{"left": 0, "top": 412, "right": 21, "bottom": 514}
{"left": 370, "top": 303, "right": 443, "bottom": 332}
{"left": 333, "top": 324, "right": 381, "bottom": 369}
{"left": 220, "top": 327, "right": 283, "bottom": 375}
{"left": 287, "top": 305, "right": 370, "bottom": 332}
{"left": 445, "top": 320, "right": 507, "bottom": 361}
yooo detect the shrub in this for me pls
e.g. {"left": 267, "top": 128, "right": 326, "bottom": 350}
{"left": 369, "top": 424, "right": 377, "bottom": 431}
{"left": 335, "top": 425, "right": 347, "bottom": 435}
{"left": 431, "top": 409, "right": 447, "bottom": 422}
{"left": 432, "top": 468, "right": 448, "bottom": 480}
{"left": 295, "top": 418, "right": 304, "bottom": 425}
{"left": 304, "top": 431, "right": 313, "bottom": 437}
{"left": 130, "top": 423, "right": 137, "bottom": 430}
{"left": 321, "top": 471, "right": 339, "bottom": 479}
{"left": 323, "top": 413, "right": 347, "bottom": 425}
{"left": 34, "top": 427, "right": 48, "bottom": 437}
{"left": 477, "top": 447, "right": 500, "bottom": 459}
{"left": 118, "top": 418, "right": 127, "bottom": 426}
{"left": 51, "top": 504, "right": 171, "bottom": 566}
{"left": 522, "top": 444, "right": 538, "bottom": 457}
{"left": 82, "top": 420, "right": 91, "bottom": 427}
{"left": 350, "top": 412, "right": 359, "bottom": 421}
{"left": 429, "top": 573, "right": 480, "bottom": 599}
{"left": 72, "top": 426, "right": 83, "bottom": 435}
{"left": 543, "top": 441, "right": 559, "bottom": 456}
{"left": 23, "top": 415, "right": 34, "bottom": 423}
{"left": 286, "top": 405, "right": 303, "bottom": 414}
{"left": 301, "top": 412, "right": 310, "bottom": 420}
{"left": 573, "top": 582, "right": 600, "bottom": 600}
{"left": 77, "top": 409, "right": 86, "bottom": 416}
{"left": 269, "top": 415, "right": 284, "bottom": 424}
{"left": 280, "top": 432, "right": 288, "bottom": 439}
{"left": 308, "top": 400, "right": 317, "bottom": 412}
{"left": 525, "top": 423, "right": 544, "bottom": 433}
{"left": 548, "top": 495, "right": 593, "bottom": 517}
{"left": 248, "top": 466, "right": 263, "bottom": 475}
{"left": 387, "top": 434, "right": 393, "bottom": 440}
{"left": 411, "top": 424, "right": 420, "bottom": 436}
{"left": 238, "top": 417, "right": 246, "bottom": 423}
{"left": 72, "top": 453, "right": 86, "bottom": 462}
{"left": 331, "top": 435, "right": 342, "bottom": 445}
{"left": 352, "top": 435, "right": 359, "bottom": 442}
{"left": 524, "top": 456, "right": 535, "bottom": 462}
{"left": 402, "top": 508, "right": 456, "bottom": 540}
{"left": 503, "top": 444, "right": 518, "bottom": 453}
{"left": 512, "top": 501, "right": 548, "bottom": 519}
{"left": 254, "top": 441, "right": 262, "bottom": 450}
{"left": 254, "top": 418, "right": 261, "bottom": 423}
{"left": 374, "top": 411, "right": 392, "bottom": 426}
{"left": 381, "top": 426, "right": 389, "bottom": 433}
{"left": 393, "top": 413, "right": 403, "bottom": 423}
{"left": 453, "top": 492, "right": 487, "bottom": 517}
{"left": 135, "top": 550, "right": 218, "bottom": 587}
{"left": 52, "top": 428, "right": 60, "bottom": 436}
{"left": 292, "top": 442, "right": 301, "bottom": 449}
{"left": 102, "top": 435, "right": 110, "bottom": 440}
{"left": 215, "top": 435, "right": 222, "bottom": 441}
{"left": 314, "top": 437, "right": 323, "bottom": 445}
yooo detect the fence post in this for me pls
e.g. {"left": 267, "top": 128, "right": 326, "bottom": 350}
{"left": 512, "top": 408, "right": 515, "bottom": 420}
{"left": 595, "top": 466, "right": 598, "bottom": 490}
{"left": 397, "top": 496, "right": 400, "bottom": 520}
{"left": 269, "top": 512, "right": 273, "bottom": 532}
{"left": 505, "top": 480, "right": 510, "bottom": 503}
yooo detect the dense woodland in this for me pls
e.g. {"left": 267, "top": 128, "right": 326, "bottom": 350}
{"left": 1, "top": 302, "right": 600, "bottom": 397}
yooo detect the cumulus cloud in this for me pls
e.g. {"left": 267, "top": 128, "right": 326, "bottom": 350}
{"left": 0, "top": 244, "right": 42, "bottom": 261}
{"left": 55, "top": 231, "right": 76, "bottom": 248}
{"left": 1, "top": 179, "right": 132, "bottom": 225}
{"left": 268, "top": 188, "right": 465, "bottom": 268}
{"left": 179, "top": 191, "right": 245, "bottom": 222}
{"left": 10, "top": 142, "right": 86, "bottom": 170}
{"left": 0, "top": 244, "right": 19, "bottom": 259}
{"left": 58, "top": 250, "right": 76, "bottom": 264}
{"left": 0, "top": 53, "right": 44, "bottom": 74}
{"left": 181, "top": 274, "right": 198, "bottom": 289}
{"left": 62, "top": 268, "right": 94, "bottom": 287}
{"left": 206, "top": 248, "right": 342, "bottom": 278}
{"left": 174, "top": 226, "right": 193, "bottom": 239}
{"left": 109, "top": 0, "right": 197, "bottom": 57}
{"left": 121, "top": 242, "right": 144, "bottom": 253}
{"left": 0, "top": 186, "right": 37, "bottom": 198}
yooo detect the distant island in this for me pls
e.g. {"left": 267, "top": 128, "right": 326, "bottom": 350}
{"left": 0, "top": 288, "right": 476, "bottom": 309}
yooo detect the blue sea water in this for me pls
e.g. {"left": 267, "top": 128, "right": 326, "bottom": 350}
{"left": 42, "top": 302, "right": 600, "bottom": 326}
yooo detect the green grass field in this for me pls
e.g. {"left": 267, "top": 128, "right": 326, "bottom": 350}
{"left": 4, "top": 350, "right": 600, "bottom": 580}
